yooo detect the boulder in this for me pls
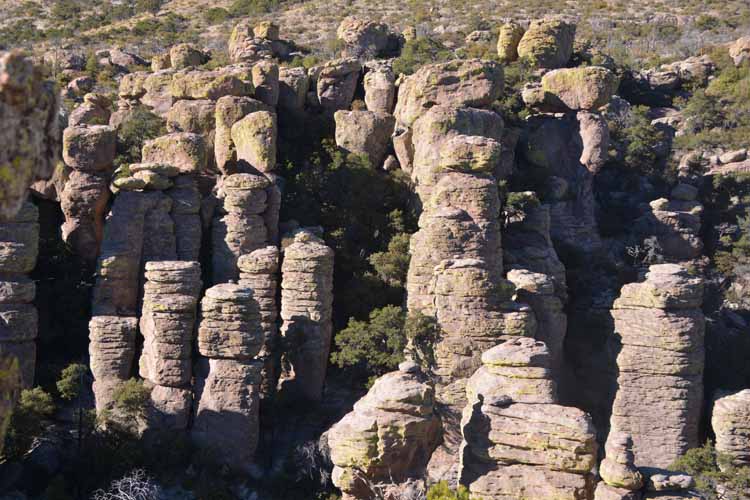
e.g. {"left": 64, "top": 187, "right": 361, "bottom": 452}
{"left": 336, "top": 16, "right": 391, "bottom": 59}
{"left": 255, "top": 21, "right": 279, "bottom": 40}
{"left": 169, "top": 70, "right": 253, "bottom": 100}
{"left": 228, "top": 22, "right": 274, "bottom": 63}
{"left": 166, "top": 99, "right": 216, "bottom": 135}
{"left": 60, "top": 170, "right": 110, "bottom": 260}
{"left": 278, "top": 67, "right": 309, "bottom": 111}
{"left": 599, "top": 433, "right": 644, "bottom": 490}
{"left": 198, "top": 283, "right": 263, "bottom": 360}
{"left": 729, "top": 36, "right": 750, "bottom": 66}
{"left": 334, "top": 110, "right": 395, "bottom": 168}
{"left": 142, "top": 132, "right": 208, "bottom": 174}
{"left": 169, "top": 43, "right": 206, "bottom": 69}
{"left": 394, "top": 59, "right": 504, "bottom": 127}
{"left": 230, "top": 111, "right": 277, "bottom": 173}
{"left": 151, "top": 53, "right": 171, "bottom": 72}
{"left": 214, "top": 96, "right": 272, "bottom": 174}
{"left": 363, "top": 63, "right": 395, "bottom": 114}
{"left": 517, "top": 18, "right": 576, "bottom": 68}
{"left": 251, "top": 61, "right": 279, "bottom": 107}
{"left": 62, "top": 125, "right": 116, "bottom": 172}
{"left": 539, "top": 66, "right": 618, "bottom": 111}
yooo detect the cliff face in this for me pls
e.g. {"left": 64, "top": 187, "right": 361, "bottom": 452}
{"left": 3, "top": 11, "right": 750, "bottom": 500}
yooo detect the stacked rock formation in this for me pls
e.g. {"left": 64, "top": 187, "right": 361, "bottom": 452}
{"left": 594, "top": 434, "right": 644, "bottom": 500}
{"left": 238, "top": 247, "right": 280, "bottom": 398}
{"left": 0, "top": 202, "right": 40, "bottom": 389}
{"left": 278, "top": 230, "right": 334, "bottom": 402}
{"left": 516, "top": 18, "right": 576, "bottom": 69}
{"left": 214, "top": 96, "right": 273, "bottom": 174}
{"left": 328, "top": 362, "right": 441, "bottom": 499}
{"left": 60, "top": 124, "right": 116, "bottom": 260}
{"left": 711, "top": 389, "right": 750, "bottom": 468}
{"left": 609, "top": 264, "right": 705, "bottom": 469}
{"left": 69, "top": 93, "right": 112, "bottom": 127}
{"left": 395, "top": 60, "right": 545, "bottom": 481}
{"left": 139, "top": 261, "right": 201, "bottom": 430}
{"left": 334, "top": 110, "right": 395, "bottom": 168}
{"left": 363, "top": 61, "right": 395, "bottom": 114}
{"left": 193, "top": 283, "right": 263, "bottom": 471}
{"left": 315, "top": 58, "right": 362, "bottom": 112}
{"left": 459, "top": 337, "right": 598, "bottom": 499}
{"left": 212, "top": 173, "right": 276, "bottom": 284}
{"left": 88, "top": 315, "right": 137, "bottom": 412}
{"left": 0, "top": 51, "right": 59, "bottom": 220}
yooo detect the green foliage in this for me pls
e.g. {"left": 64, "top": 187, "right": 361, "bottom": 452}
{"left": 56, "top": 363, "right": 88, "bottom": 401}
{"left": 404, "top": 311, "right": 440, "bottom": 369}
{"left": 504, "top": 191, "right": 540, "bottom": 220}
{"left": 85, "top": 52, "right": 100, "bottom": 77}
{"left": 135, "top": 0, "right": 163, "bottom": 14}
{"left": 427, "top": 481, "right": 476, "bottom": 500}
{"left": 115, "top": 106, "right": 166, "bottom": 167}
{"left": 610, "top": 105, "right": 667, "bottom": 178}
{"left": 677, "top": 88, "right": 725, "bottom": 132}
{"left": 392, "top": 36, "right": 453, "bottom": 75}
{"left": 203, "top": 7, "right": 230, "bottom": 25}
{"left": 229, "top": 0, "right": 280, "bottom": 17}
{"left": 670, "top": 441, "right": 750, "bottom": 499}
{"left": 112, "top": 378, "right": 150, "bottom": 418}
{"left": 714, "top": 208, "right": 750, "bottom": 277}
{"left": 331, "top": 305, "right": 407, "bottom": 383}
{"left": 3, "top": 387, "right": 56, "bottom": 460}
{"left": 368, "top": 232, "right": 410, "bottom": 287}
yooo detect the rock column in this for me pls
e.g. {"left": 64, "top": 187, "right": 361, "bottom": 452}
{"left": 139, "top": 261, "right": 201, "bottom": 430}
{"left": 609, "top": 264, "right": 705, "bottom": 469}
{"left": 0, "top": 202, "right": 40, "bottom": 389}
{"left": 278, "top": 230, "right": 334, "bottom": 402}
{"left": 88, "top": 315, "right": 137, "bottom": 412}
{"left": 711, "top": 389, "right": 750, "bottom": 468}
{"left": 238, "top": 246, "right": 280, "bottom": 398}
{"left": 459, "top": 337, "right": 598, "bottom": 500}
{"left": 193, "top": 283, "right": 264, "bottom": 471}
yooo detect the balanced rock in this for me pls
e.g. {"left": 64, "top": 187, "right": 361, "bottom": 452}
{"left": 230, "top": 111, "right": 277, "bottom": 172}
{"left": 169, "top": 43, "right": 206, "bottom": 69}
{"left": 336, "top": 16, "right": 391, "bottom": 59}
{"left": 539, "top": 66, "right": 618, "bottom": 111}
{"left": 600, "top": 433, "right": 644, "bottom": 490}
{"left": 517, "top": 18, "right": 576, "bottom": 69}
{"left": 142, "top": 132, "right": 207, "bottom": 174}
{"left": 328, "top": 365, "right": 441, "bottom": 499}
{"left": 363, "top": 63, "right": 396, "bottom": 114}
{"left": 228, "top": 22, "right": 274, "bottom": 63}
{"left": 609, "top": 264, "right": 705, "bottom": 469}
{"left": 214, "top": 96, "right": 272, "bottom": 174}
{"left": 394, "top": 59, "right": 504, "bottom": 127}
{"left": 62, "top": 125, "right": 117, "bottom": 172}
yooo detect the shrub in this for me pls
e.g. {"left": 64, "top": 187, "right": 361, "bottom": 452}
{"left": 57, "top": 363, "right": 88, "bottom": 401}
{"left": 112, "top": 379, "right": 150, "bottom": 419}
{"left": 426, "top": 481, "right": 475, "bottom": 500}
{"left": 203, "top": 7, "right": 230, "bottom": 25}
{"left": 404, "top": 311, "right": 440, "bottom": 370}
{"left": 392, "top": 36, "right": 453, "bottom": 75}
{"left": 115, "top": 106, "right": 166, "bottom": 167}
{"left": 229, "top": 0, "right": 279, "bottom": 17}
{"left": 331, "top": 305, "right": 407, "bottom": 383}
{"left": 670, "top": 441, "right": 750, "bottom": 499}
{"left": 610, "top": 105, "right": 667, "bottom": 178}
{"left": 3, "top": 387, "right": 56, "bottom": 460}
{"left": 135, "top": 0, "right": 163, "bottom": 14}
{"left": 369, "top": 233, "right": 411, "bottom": 288}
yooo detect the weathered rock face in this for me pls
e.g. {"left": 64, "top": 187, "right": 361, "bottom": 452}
{"left": 599, "top": 433, "right": 644, "bottom": 491}
{"left": 68, "top": 93, "right": 112, "bottom": 127}
{"left": 459, "top": 338, "right": 598, "bottom": 500}
{"left": 316, "top": 58, "right": 362, "bottom": 112}
{"left": 139, "top": 261, "right": 201, "bottom": 429}
{"left": 166, "top": 99, "right": 216, "bottom": 136}
{"left": 503, "top": 203, "right": 567, "bottom": 299}
{"left": 278, "top": 230, "right": 334, "bottom": 402}
{"left": 523, "top": 113, "right": 603, "bottom": 255}
{"left": 237, "top": 247, "right": 280, "bottom": 398}
{"left": 230, "top": 111, "right": 277, "bottom": 173}
{"left": 169, "top": 69, "right": 253, "bottom": 101}
{"left": 0, "top": 51, "right": 59, "bottom": 221}
{"left": 609, "top": 264, "right": 705, "bottom": 469}
{"left": 194, "top": 283, "right": 264, "bottom": 472}
{"left": 394, "top": 60, "right": 504, "bottom": 127}
{"left": 252, "top": 61, "right": 280, "bottom": 108}
{"left": 88, "top": 315, "right": 137, "bottom": 412}
{"left": 507, "top": 269, "right": 567, "bottom": 371}
{"left": 60, "top": 171, "right": 110, "bottom": 261}
{"left": 211, "top": 173, "right": 275, "bottom": 283}
{"left": 228, "top": 22, "right": 274, "bottom": 63}
{"left": 711, "top": 389, "right": 750, "bottom": 468}
{"left": 497, "top": 22, "right": 525, "bottom": 62}
{"left": 334, "top": 110, "right": 395, "bottom": 168}
{"left": 278, "top": 67, "right": 309, "bottom": 112}
{"left": 517, "top": 18, "right": 576, "bottom": 69}
{"left": 142, "top": 132, "right": 208, "bottom": 174}
{"left": 0, "top": 202, "right": 40, "bottom": 391}
{"left": 336, "top": 16, "right": 393, "bottom": 59}
{"left": 363, "top": 63, "right": 395, "bottom": 114}
{"left": 328, "top": 363, "right": 441, "bottom": 499}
